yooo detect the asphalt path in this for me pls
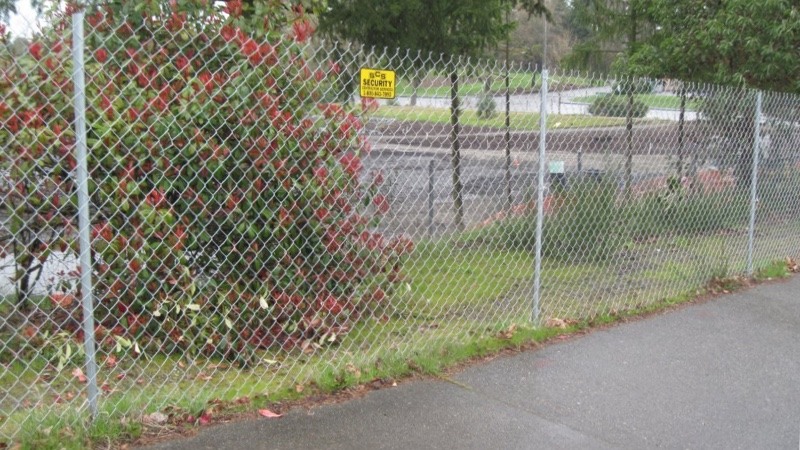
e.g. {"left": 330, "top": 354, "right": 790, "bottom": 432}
{"left": 389, "top": 87, "right": 700, "bottom": 122}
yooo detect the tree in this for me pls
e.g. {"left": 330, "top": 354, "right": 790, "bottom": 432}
{"left": 629, "top": 0, "right": 800, "bottom": 94}
{"left": 627, "top": 0, "right": 800, "bottom": 186}
{"left": 319, "top": 0, "right": 548, "bottom": 230}
{"left": 320, "top": 0, "right": 547, "bottom": 57}
{"left": 565, "top": 0, "right": 655, "bottom": 195}
{"left": 563, "top": 0, "right": 629, "bottom": 72}
{"left": 498, "top": 1, "right": 570, "bottom": 67}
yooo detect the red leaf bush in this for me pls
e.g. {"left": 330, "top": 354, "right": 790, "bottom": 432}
{"left": 0, "top": 1, "right": 409, "bottom": 364}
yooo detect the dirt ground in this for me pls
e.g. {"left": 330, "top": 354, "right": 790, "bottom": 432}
{"left": 362, "top": 119, "right": 705, "bottom": 237}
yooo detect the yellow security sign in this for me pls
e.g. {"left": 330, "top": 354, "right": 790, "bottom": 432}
{"left": 360, "top": 68, "right": 396, "bottom": 99}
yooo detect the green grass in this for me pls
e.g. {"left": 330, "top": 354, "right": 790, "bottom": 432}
{"left": 3, "top": 221, "right": 798, "bottom": 448}
{"left": 573, "top": 93, "right": 703, "bottom": 111}
{"left": 394, "top": 72, "right": 602, "bottom": 98}
{"left": 373, "top": 105, "right": 636, "bottom": 130}
{"left": 754, "top": 260, "right": 792, "bottom": 281}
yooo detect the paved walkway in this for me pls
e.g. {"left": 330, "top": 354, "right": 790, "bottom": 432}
{"left": 390, "top": 87, "right": 700, "bottom": 122}
{"left": 145, "top": 276, "right": 800, "bottom": 449}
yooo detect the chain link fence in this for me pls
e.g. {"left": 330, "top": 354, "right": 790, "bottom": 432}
{"left": 2, "top": 5, "right": 800, "bottom": 443}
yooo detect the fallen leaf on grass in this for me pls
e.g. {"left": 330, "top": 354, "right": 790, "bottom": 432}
{"left": 417, "top": 323, "right": 439, "bottom": 333}
{"left": 300, "top": 339, "right": 320, "bottom": 354}
{"left": 257, "top": 409, "right": 282, "bottom": 419}
{"left": 142, "top": 412, "right": 168, "bottom": 426}
{"left": 198, "top": 410, "right": 213, "bottom": 426}
{"left": 71, "top": 368, "right": 87, "bottom": 383}
{"left": 101, "top": 384, "right": 112, "bottom": 394}
{"left": 345, "top": 363, "right": 361, "bottom": 378}
{"left": 497, "top": 324, "right": 518, "bottom": 339}
{"left": 544, "top": 318, "right": 567, "bottom": 329}
{"left": 295, "top": 384, "right": 304, "bottom": 393}
{"left": 104, "top": 355, "right": 117, "bottom": 369}
{"left": 115, "top": 373, "right": 126, "bottom": 381}
{"left": 22, "top": 325, "right": 38, "bottom": 339}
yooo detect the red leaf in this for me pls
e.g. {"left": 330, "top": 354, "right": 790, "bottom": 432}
{"left": 257, "top": 409, "right": 282, "bottom": 419}
{"left": 199, "top": 411, "right": 212, "bottom": 426}
{"left": 50, "top": 292, "right": 75, "bottom": 308}
{"left": 94, "top": 48, "right": 108, "bottom": 63}
{"left": 340, "top": 153, "right": 362, "bottom": 177}
{"left": 71, "top": 368, "right": 88, "bottom": 383}
{"left": 224, "top": 0, "right": 243, "bottom": 17}
{"left": 292, "top": 20, "right": 314, "bottom": 43}
{"left": 145, "top": 189, "right": 166, "bottom": 208}
{"left": 373, "top": 194, "right": 390, "bottom": 214}
{"left": 220, "top": 24, "right": 237, "bottom": 43}
{"left": 29, "top": 42, "right": 43, "bottom": 60}
{"left": 22, "top": 325, "right": 37, "bottom": 339}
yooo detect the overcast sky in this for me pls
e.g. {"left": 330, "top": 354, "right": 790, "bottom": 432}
{"left": 8, "top": 0, "right": 39, "bottom": 37}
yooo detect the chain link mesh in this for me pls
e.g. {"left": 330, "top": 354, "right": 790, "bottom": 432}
{"left": 1, "top": 5, "right": 799, "bottom": 442}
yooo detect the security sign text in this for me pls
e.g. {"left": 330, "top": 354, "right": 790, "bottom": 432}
{"left": 360, "top": 68, "right": 396, "bottom": 99}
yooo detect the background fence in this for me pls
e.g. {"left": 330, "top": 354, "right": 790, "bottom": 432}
{"left": 2, "top": 6, "right": 800, "bottom": 444}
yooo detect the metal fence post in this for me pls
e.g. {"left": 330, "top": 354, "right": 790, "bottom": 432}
{"left": 532, "top": 69, "right": 548, "bottom": 324}
{"left": 71, "top": 10, "right": 100, "bottom": 419}
{"left": 746, "top": 90, "right": 763, "bottom": 276}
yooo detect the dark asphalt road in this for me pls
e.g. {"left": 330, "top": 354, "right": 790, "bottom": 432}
{"left": 143, "top": 276, "right": 800, "bottom": 450}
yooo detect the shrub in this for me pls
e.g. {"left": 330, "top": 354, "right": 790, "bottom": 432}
{"left": 0, "top": 1, "right": 409, "bottom": 362}
{"left": 461, "top": 178, "right": 620, "bottom": 263}
{"left": 624, "top": 187, "right": 750, "bottom": 240}
{"left": 588, "top": 94, "right": 649, "bottom": 118}
{"left": 476, "top": 92, "right": 497, "bottom": 119}
{"left": 543, "top": 179, "right": 619, "bottom": 263}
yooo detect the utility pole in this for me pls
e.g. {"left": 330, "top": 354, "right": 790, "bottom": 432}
{"left": 542, "top": 0, "right": 548, "bottom": 70}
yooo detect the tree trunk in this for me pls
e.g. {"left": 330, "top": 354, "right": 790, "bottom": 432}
{"left": 624, "top": 89, "right": 634, "bottom": 196}
{"left": 735, "top": 119, "right": 756, "bottom": 189}
{"left": 504, "top": 38, "right": 513, "bottom": 210}
{"left": 410, "top": 71, "right": 421, "bottom": 106}
{"left": 624, "top": 3, "right": 638, "bottom": 197}
{"left": 677, "top": 85, "right": 687, "bottom": 180}
{"left": 449, "top": 69, "right": 464, "bottom": 231}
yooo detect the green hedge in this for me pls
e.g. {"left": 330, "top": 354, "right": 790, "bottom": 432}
{"left": 588, "top": 94, "right": 649, "bottom": 118}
